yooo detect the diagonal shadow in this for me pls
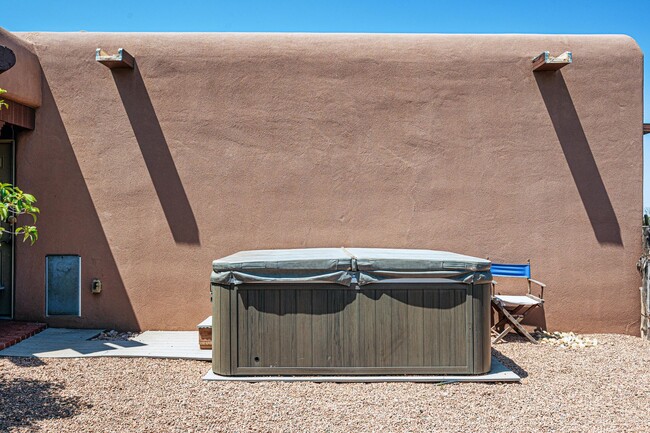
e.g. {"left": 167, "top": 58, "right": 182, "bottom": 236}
{"left": 111, "top": 62, "right": 200, "bottom": 245}
{"left": 535, "top": 72, "right": 622, "bottom": 246}
{"left": 15, "top": 74, "right": 141, "bottom": 331}
{"left": 0, "top": 373, "right": 90, "bottom": 430}
{"left": 491, "top": 348, "right": 528, "bottom": 379}
{"left": 0, "top": 334, "right": 147, "bottom": 357}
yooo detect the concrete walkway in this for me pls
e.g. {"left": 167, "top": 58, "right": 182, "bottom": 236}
{"left": 0, "top": 328, "right": 520, "bottom": 383}
{"left": 0, "top": 328, "right": 211, "bottom": 360}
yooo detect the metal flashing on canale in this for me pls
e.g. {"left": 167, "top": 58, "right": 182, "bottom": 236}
{"left": 95, "top": 48, "right": 134, "bottom": 69}
{"left": 532, "top": 51, "right": 572, "bottom": 71}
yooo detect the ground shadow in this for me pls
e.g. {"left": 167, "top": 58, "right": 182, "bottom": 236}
{"left": 8, "top": 356, "right": 45, "bottom": 367}
{"left": 111, "top": 62, "right": 200, "bottom": 245}
{"left": 535, "top": 72, "right": 622, "bottom": 246}
{"left": 491, "top": 347, "right": 529, "bottom": 379}
{"left": 0, "top": 375, "right": 90, "bottom": 431}
{"left": 0, "top": 329, "right": 147, "bottom": 357}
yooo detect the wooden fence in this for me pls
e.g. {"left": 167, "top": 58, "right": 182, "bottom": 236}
{"left": 637, "top": 226, "right": 650, "bottom": 339}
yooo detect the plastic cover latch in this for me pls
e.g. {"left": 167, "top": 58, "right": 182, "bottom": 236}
{"left": 350, "top": 273, "right": 360, "bottom": 290}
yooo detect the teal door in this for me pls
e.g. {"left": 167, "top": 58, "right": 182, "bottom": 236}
{"left": 0, "top": 140, "right": 14, "bottom": 318}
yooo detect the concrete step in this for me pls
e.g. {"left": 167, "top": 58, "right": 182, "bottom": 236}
{"left": 198, "top": 316, "right": 211, "bottom": 350}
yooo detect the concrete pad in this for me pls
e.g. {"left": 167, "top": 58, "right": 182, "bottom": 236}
{"left": 203, "top": 356, "right": 520, "bottom": 383}
{"left": 0, "top": 328, "right": 211, "bottom": 360}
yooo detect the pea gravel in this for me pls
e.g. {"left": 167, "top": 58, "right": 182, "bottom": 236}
{"left": 1, "top": 334, "right": 649, "bottom": 432}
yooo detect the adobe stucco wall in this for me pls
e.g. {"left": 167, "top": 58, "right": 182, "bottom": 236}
{"left": 0, "top": 28, "right": 41, "bottom": 107}
{"left": 4, "top": 32, "right": 645, "bottom": 332}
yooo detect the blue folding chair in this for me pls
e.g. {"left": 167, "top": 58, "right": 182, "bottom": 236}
{"left": 490, "top": 261, "right": 546, "bottom": 344}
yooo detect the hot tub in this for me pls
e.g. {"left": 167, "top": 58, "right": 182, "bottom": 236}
{"left": 211, "top": 248, "right": 492, "bottom": 376}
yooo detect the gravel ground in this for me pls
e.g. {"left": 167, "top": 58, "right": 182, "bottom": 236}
{"left": 1, "top": 334, "right": 649, "bottom": 432}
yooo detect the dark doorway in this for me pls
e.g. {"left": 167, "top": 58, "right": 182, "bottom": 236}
{"left": 0, "top": 139, "right": 14, "bottom": 318}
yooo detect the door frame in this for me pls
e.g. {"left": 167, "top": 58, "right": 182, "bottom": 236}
{"left": 0, "top": 139, "right": 15, "bottom": 319}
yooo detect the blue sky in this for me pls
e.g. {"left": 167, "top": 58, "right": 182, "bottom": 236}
{"left": 3, "top": 0, "right": 649, "bottom": 207}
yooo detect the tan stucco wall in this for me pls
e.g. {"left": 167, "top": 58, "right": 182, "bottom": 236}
{"left": 0, "top": 28, "right": 41, "bottom": 108}
{"left": 7, "top": 32, "right": 644, "bottom": 333}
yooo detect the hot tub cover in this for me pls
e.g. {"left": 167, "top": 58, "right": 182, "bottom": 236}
{"left": 211, "top": 248, "right": 355, "bottom": 286}
{"left": 212, "top": 248, "right": 491, "bottom": 286}
{"left": 346, "top": 248, "right": 491, "bottom": 284}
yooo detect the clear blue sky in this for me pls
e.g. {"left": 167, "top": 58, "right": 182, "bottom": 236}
{"left": 3, "top": 0, "right": 649, "bottom": 208}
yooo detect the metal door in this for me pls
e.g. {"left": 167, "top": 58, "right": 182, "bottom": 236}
{"left": 0, "top": 139, "right": 14, "bottom": 318}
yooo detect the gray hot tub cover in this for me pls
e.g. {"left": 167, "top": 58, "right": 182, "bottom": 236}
{"left": 346, "top": 248, "right": 491, "bottom": 285}
{"left": 211, "top": 248, "right": 355, "bottom": 286}
{"left": 211, "top": 248, "right": 491, "bottom": 286}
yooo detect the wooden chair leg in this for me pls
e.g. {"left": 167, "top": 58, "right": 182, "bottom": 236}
{"left": 491, "top": 301, "right": 507, "bottom": 336}
{"left": 492, "top": 324, "right": 513, "bottom": 344}
{"left": 492, "top": 304, "right": 525, "bottom": 331}
{"left": 500, "top": 306, "right": 538, "bottom": 344}
{"left": 491, "top": 302, "right": 513, "bottom": 343}
{"left": 491, "top": 302, "right": 539, "bottom": 344}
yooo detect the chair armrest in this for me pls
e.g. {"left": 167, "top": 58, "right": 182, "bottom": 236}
{"left": 527, "top": 278, "right": 545, "bottom": 299}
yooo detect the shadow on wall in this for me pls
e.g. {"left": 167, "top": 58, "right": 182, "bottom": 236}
{"left": 521, "top": 305, "right": 547, "bottom": 332}
{"left": 111, "top": 62, "right": 200, "bottom": 245}
{"left": 0, "top": 370, "right": 91, "bottom": 431}
{"left": 535, "top": 72, "right": 623, "bottom": 246}
{"left": 14, "top": 75, "right": 140, "bottom": 330}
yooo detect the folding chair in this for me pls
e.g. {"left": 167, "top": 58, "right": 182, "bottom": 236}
{"left": 490, "top": 261, "right": 546, "bottom": 344}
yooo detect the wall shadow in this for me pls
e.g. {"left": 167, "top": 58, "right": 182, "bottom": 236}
{"left": 535, "top": 72, "right": 622, "bottom": 246}
{"left": 14, "top": 75, "right": 140, "bottom": 330}
{"left": 111, "top": 62, "right": 200, "bottom": 245}
{"left": 521, "top": 304, "right": 547, "bottom": 330}
{"left": 0, "top": 374, "right": 90, "bottom": 430}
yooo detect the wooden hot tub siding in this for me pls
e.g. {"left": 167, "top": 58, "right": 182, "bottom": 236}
{"left": 212, "top": 282, "right": 491, "bottom": 376}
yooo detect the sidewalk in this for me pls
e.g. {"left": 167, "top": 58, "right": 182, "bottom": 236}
{"left": 0, "top": 327, "right": 211, "bottom": 360}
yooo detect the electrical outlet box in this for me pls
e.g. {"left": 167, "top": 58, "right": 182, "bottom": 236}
{"left": 91, "top": 279, "right": 102, "bottom": 294}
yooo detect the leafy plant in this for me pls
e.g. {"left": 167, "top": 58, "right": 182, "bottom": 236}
{"left": 0, "top": 183, "right": 39, "bottom": 244}
{"left": 0, "top": 89, "right": 39, "bottom": 243}
{"left": 0, "top": 88, "right": 7, "bottom": 110}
